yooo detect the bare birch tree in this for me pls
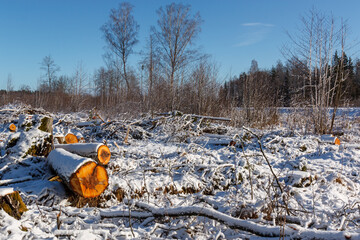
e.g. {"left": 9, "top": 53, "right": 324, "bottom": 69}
{"left": 284, "top": 8, "right": 348, "bottom": 133}
{"left": 152, "top": 3, "right": 202, "bottom": 110}
{"left": 101, "top": 2, "right": 139, "bottom": 98}
{"left": 40, "top": 55, "right": 60, "bottom": 92}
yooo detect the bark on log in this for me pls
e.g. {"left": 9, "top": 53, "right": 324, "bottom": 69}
{"left": 47, "top": 149, "right": 108, "bottom": 198}
{"left": 54, "top": 143, "right": 111, "bottom": 165}
{"left": 0, "top": 188, "right": 28, "bottom": 219}
{"left": 65, "top": 133, "right": 78, "bottom": 144}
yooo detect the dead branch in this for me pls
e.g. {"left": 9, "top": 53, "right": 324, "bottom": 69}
{"left": 134, "top": 201, "right": 288, "bottom": 237}
{"left": 242, "top": 127, "right": 284, "bottom": 193}
{"left": 0, "top": 176, "right": 33, "bottom": 186}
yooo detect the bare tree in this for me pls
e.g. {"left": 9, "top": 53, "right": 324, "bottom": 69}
{"left": 101, "top": 2, "right": 139, "bottom": 97}
{"left": 152, "top": 3, "right": 202, "bottom": 110}
{"left": 284, "top": 8, "right": 348, "bottom": 133}
{"left": 70, "top": 62, "right": 87, "bottom": 111}
{"left": 189, "top": 57, "right": 219, "bottom": 115}
{"left": 7, "top": 73, "right": 14, "bottom": 92}
{"left": 40, "top": 55, "right": 60, "bottom": 92}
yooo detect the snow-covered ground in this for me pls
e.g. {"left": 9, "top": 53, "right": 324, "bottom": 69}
{"left": 0, "top": 105, "right": 359, "bottom": 239}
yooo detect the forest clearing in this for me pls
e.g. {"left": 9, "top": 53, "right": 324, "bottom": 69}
{"left": 0, "top": 104, "right": 359, "bottom": 239}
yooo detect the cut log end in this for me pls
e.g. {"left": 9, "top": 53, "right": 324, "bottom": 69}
{"left": 65, "top": 133, "right": 78, "bottom": 144}
{"left": 9, "top": 123, "right": 16, "bottom": 132}
{"left": 70, "top": 162, "right": 108, "bottom": 198}
{"left": 97, "top": 145, "right": 111, "bottom": 165}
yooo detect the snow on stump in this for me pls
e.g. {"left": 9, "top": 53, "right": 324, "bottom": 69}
{"left": 54, "top": 143, "right": 111, "bottom": 165}
{"left": 321, "top": 135, "right": 340, "bottom": 145}
{"left": 47, "top": 149, "right": 109, "bottom": 198}
{"left": 0, "top": 188, "right": 28, "bottom": 220}
{"left": 65, "top": 133, "right": 79, "bottom": 144}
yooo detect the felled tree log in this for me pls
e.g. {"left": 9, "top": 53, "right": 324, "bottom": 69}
{"left": 9, "top": 123, "right": 16, "bottom": 132}
{"left": 54, "top": 143, "right": 111, "bottom": 165}
{"left": 0, "top": 188, "right": 28, "bottom": 219}
{"left": 65, "top": 133, "right": 79, "bottom": 144}
{"left": 47, "top": 149, "right": 108, "bottom": 198}
{"left": 321, "top": 135, "right": 340, "bottom": 145}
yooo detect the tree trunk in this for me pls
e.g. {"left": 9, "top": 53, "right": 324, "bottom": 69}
{"left": 54, "top": 143, "right": 111, "bottom": 165}
{"left": 47, "top": 149, "right": 108, "bottom": 198}
{"left": 0, "top": 188, "right": 28, "bottom": 219}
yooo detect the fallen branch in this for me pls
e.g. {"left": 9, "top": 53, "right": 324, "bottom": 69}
{"left": 134, "top": 201, "right": 288, "bottom": 237}
{"left": 157, "top": 112, "right": 231, "bottom": 121}
{"left": 0, "top": 176, "right": 32, "bottom": 186}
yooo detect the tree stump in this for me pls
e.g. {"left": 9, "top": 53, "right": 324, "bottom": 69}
{"left": 5, "top": 114, "right": 53, "bottom": 158}
{"left": 47, "top": 149, "right": 109, "bottom": 198}
{"left": 0, "top": 188, "right": 28, "bottom": 219}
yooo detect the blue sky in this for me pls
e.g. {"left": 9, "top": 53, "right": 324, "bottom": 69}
{"left": 1, "top": 0, "right": 360, "bottom": 90}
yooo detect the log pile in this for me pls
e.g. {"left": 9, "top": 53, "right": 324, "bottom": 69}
{"left": 49, "top": 120, "right": 111, "bottom": 197}
{"left": 47, "top": 149, "right": 109, "bottom": 198}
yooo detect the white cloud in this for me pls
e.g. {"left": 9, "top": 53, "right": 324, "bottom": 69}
{"left": 241, "top": 22, "right": 275, "bottom": 27}
{"left": 234, "top": 28, "right": 273, "bottom": 47}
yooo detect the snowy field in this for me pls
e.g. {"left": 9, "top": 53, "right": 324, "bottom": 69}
{"left": 0, "top": 105, "right": 359, "bottom": 239}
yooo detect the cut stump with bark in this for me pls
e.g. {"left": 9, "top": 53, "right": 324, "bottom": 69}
{"left": 5, "top": 115, "right": 53, "bottom": 158}
{"left": 0, "top": 188, "right": 28, "bottom": 219}
{"left": 47, "top": 149, "right": 108, "bottom": 198}
{"left": 54, "top": 143, "right": 111, "bottom": 165}
{"left": 65, "top": 133, "right": 79, "bottom": 144}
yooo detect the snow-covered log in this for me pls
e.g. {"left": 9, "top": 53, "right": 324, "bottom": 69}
{"left": 321, "top": 135, "right": 340, "bottom": 145}
{"left": 54, "top": 143, "right": 111, "bottom": 165}
{"left": 0, "top": 188, "right": 27, "bottom": 219}
{"left": 133, "top": 202, "right": 288, "bottom": 237}
{"left": 47, "top": 149, "right": 108, "bottom": 198}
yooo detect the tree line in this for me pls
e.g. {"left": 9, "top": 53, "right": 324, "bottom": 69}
{"left": 1, "top": 4, "right": 359, "bottom": 132}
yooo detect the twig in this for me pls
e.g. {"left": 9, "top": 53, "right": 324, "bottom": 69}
{"left": 242, "top": 127, "right": 283, "bottom": 193}
{"left": 240, "top": 141, "right": 253, "bottom": 200}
